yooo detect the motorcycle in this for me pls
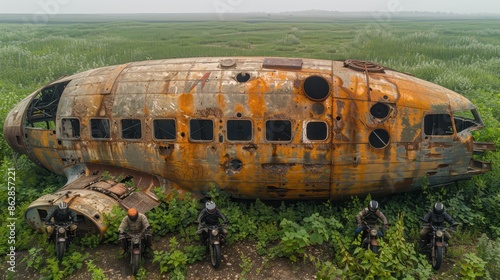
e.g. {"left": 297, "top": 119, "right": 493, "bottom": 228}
{"left": 420, "top": 218, "right": 456, "bottom": 270}
{"left": 46, "top": 221, "right": 75, "bottom": 261}
{"left": 122, "top": 230, "right": 146, "bottom": 275}
{"left": 360, "top": 224, "right": 382, "bottom": 253}
{"left": 198, "top": 222, "right": 227, "bottom": 268}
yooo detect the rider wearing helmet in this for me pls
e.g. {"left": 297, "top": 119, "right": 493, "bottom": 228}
{"left": 419, "top": 202, "right": 457, "bottom": 247}
{"left": 45, "top": 201, "right": 78, "bottom": 242}
{"left": 196, "top": 201, "right": 229, "bottom": 243}
{"left": 118, "top": 208, "right": 152, "bottom": 255}
{"left": 354, "top": 200, "right": 389, "bottom": 238}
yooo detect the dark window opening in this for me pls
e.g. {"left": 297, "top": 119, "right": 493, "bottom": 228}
{"left": 306, "top": 122, "right": 327, "bottom": 140}
{"left": 453, "top": 109, "right": 482, "bottom": 133}
{"left": 154, "top": 119, "right": 176, "bottom": 140}
{"left": 90, "top": 119, "right": 110, "bottom": 139}
{"left": 303, "top": 76, "right": 330, "bottom": 101}
{"left": 266, "top": 120, "right": 292, "bottom": 141}
{"left": 121, "top": 119, "right": 142, "bottom": 139}
{"left": 61, "top": 118, "right": 80, "bottom": 139}
{"left": 26, "top": 81, "right": 70, "bottom": 129}
{"left": 369, "top": 129, "right": 390, "bottom": 149}
{"left": 227, "top": 120, "right": 252, "bottom": 141}
{"left": 424, "top": 114, "right": 454, "bottom": 136}
{"left": 37, "top": 209, "right": 48, "bottom": 221}
{"left": 190, "top": 119, "right": 214, "bottom": 141}
{"left": 370, "top": 102, "right": 390, "bottom": 119}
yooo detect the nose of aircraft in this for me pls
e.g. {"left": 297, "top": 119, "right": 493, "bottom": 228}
{"left": 3, "top": 95, "right": 31, "bottom": 155}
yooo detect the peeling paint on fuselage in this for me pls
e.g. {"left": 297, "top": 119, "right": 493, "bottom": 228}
{"left": 3, "top": 57, "right": 494, "bottom": 234}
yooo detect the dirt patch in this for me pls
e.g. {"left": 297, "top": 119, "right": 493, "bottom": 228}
{"left": 3, "top": 236, "right": 319, "bottom": 280}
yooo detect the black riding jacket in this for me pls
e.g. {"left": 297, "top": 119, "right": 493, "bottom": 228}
{"left": 422, "top": 211, "right": 455, "bottom": 226}
{"left": 196, "top": 208, "right": 228, "bottom": 226}
{"left": 45, "top": 208, "right": 77, "bottom": 223}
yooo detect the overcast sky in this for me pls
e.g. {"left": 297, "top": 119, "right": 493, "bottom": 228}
{"left": 0, "top": 0, "right": 498, "bottom": 14}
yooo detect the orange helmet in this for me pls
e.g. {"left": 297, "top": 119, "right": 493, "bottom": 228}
{"left": 127, "top": 208, "right": 138, "bottom": 221}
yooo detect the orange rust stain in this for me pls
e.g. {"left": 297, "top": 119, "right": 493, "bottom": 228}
{"left": 178, "top": 93, "right": 194, "bottom": 115}
{"left": 247, "top": 79, "right": 267, "bottom": 116}
{"left": 246, "top": 76, "right": 271, "bottom": 95}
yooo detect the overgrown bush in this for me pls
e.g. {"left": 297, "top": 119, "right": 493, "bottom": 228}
{"left": 475, "top": 234, "right": 500, "bottom": 279}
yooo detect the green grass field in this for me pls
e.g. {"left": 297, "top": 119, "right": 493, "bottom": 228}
{"left": 1, "top": 15, "right": 499, "bottom": 279}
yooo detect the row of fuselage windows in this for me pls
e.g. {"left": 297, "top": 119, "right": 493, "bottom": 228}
{"left": 59, "top": 113, "right": 457, "bottom": 143}
{"left": 60, "top": 118, "right": 329, "bottom": 142}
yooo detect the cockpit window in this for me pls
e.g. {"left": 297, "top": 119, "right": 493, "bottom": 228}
{"left": 26, "top": 81, "right": 70, "bottom": 129}
{"left": 424, "top": 114, "right": 454, "bottom": 136}
{"left": 453, "top": 109, "right": 483, "bottom": 133}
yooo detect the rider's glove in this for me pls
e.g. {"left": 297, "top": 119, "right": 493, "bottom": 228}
{"left": 383, "top": 224, "right": 389, "bottom": 230}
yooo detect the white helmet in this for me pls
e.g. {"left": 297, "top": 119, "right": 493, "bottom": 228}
{"left": 205, "top": 201, "right": 216, "bottom": 213}
{"left": 58, "top": 201, "right": 69, "bottom": 214}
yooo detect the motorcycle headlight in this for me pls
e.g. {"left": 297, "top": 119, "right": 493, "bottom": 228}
{"left": 132, "top": 237, "right": 140, "bottom": 244}
{"left": 370, "top": 229, "right": 378, "bottom": 236}
{"left": 58, "top": 227, "right": 66, "bottom": 234}
{"left": 211, "top": 229, "right": 219, "bottom": 236}
{"left": 436, "top": 230, "right": 443, "bottom": 237}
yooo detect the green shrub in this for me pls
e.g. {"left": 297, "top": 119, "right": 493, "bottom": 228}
{"left": 458, "top": 253, "right": 488, "bottom": 279}
{"left": 476, "top": 234, "right": 500, "bottom": 279}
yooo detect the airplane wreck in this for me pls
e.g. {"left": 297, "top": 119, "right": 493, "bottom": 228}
{"left": 3, "top": 57, "right": 494, "bottom": 236}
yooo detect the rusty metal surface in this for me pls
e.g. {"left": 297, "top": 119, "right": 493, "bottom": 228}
{"left": 4, "top": 57, "right": 494, "bottom": 235}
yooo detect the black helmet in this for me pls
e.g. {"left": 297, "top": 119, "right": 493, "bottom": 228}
{"left": 58, "top": 202, "right": 69, "bottom": 215}
{"left": 368, "top": 200, "right": 379, "bottom": 212}
{"left": 433, "top": 202, "right": 445, "bottom": 215}
{"left": 205, "top": 201, "right": 216, "bottom": 214}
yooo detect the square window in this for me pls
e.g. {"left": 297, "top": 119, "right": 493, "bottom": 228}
{"left": 154, "top": 119, "right": 176, "bottom": 140}
{"left": 266, "top": 120, "right": 291, "bottom": 141}
{"left": 121, "top": 119, "right": 142, "bottom": 139}
{"left": 90, "top": 119, "right": 110, "bottom": 139}
{"left": 61, "top": 118, "right": 80, "bottom": 139}
{"left": 190, "top": 119, "right": 213, "bottom": 141}
{"left": 227, "top": 120, "right": 252, "bottom": 141}
{"left": 306, "top": 121, "right": 327, "bottom": 140}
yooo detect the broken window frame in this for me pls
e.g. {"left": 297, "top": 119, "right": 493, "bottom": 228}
{"left": 153, "top": 119, "right": 176, "bottom": 140}
{"left": 453, "top": 109, "right": 484, "bottom": 133}
{"left": 227, "top": 119, "right": 252, "bottom": 142}
{"left": 424, "top": 114, "right": 454, "bottom": 136}
{"left": 189, "top": 119, "right": 214, "bottom": 142}
{"left": 60, "top": 118, "right": 81, "bottom": 139}
{"left": 305, "top": 121, "right": 328, "bottom": 141}
{"left": 90, "top": 118, "right": 111, "bottom": 139}
{"left": 266, "top": 120, "right": 292, "bottom": 142}
{"left": 26, "top": 81, "right": 69, "bottom": 130}
{"left": 121, "top": 119, "right": 142, "bottom": 140}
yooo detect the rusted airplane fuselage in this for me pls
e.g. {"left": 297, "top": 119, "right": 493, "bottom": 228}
{"left": 3, "top": 57, "right": 494, "bottom": 236}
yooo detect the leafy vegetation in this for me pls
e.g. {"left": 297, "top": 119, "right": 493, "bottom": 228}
{"left": 0, "top": 16, "right": 499, "bottom": 279}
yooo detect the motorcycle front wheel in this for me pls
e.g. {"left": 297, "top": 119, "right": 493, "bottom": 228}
{"left": 56, "top": 242, "right": 65, "bottom": 261}
{"left": 432, "top": 246, "right": 443, "bottom": 270}
{"left": 369, "top": 244, "right": 379, "bottom": 254}
{"left": 131, "top": 254, "right": 140, "bottom": 275}
{"left": 210, "top": 243, "right": 221, "bottom": 268}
